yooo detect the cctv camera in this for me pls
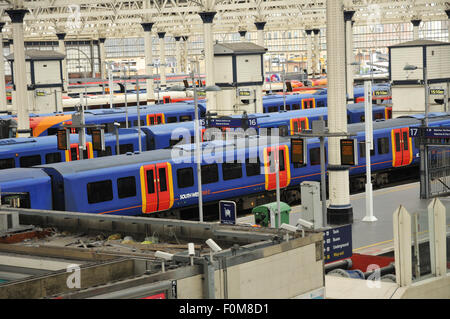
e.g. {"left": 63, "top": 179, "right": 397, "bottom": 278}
{"left": 296, "top": 218, "right": 314, "bottom": 229}
{"left": 154, "top": 250, "right": 174, "bottom": 261}
{"left": 206, "top": 238, "right": 222, "bottom": 253}
{"left": 188, "top": 243, "right": 195, "bottom": 256}
{"left": 280, "top": 223, "right": 299, "bottom": 232}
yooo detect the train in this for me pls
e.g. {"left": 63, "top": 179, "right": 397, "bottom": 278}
{"left": 1, "top": 112, "right": 447, "bottom": 217}
{"left": 1, "top": 82, "right": 391, "bottom": 138}
{"left": 0, "top": 103, "right": 391, "bottom": 169}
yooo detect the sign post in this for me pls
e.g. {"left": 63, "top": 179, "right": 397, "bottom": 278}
{"left": 323, "top": 224, "right": 353, "bottom": 264}
{"left": 219, "top": 200, "right": 236, "bottom": 225}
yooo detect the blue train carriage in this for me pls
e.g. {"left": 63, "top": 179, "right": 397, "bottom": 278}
{"left": 0, "top": 168, "right": 52, "bottom": 209}
{"left": 2, "top": 113, "right": 448, "bottom": 215}
{"left": 0, "top": 130, "right": 147, "bottom": 170}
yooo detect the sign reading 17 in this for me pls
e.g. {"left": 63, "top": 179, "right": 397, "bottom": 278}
{"left": 409, "top": 127, "right": 419, "bottom": 137}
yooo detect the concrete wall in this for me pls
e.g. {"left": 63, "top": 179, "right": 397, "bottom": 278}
{"left": 395, "top": 274, "right": 450, "bottom": 299}
{"left": 214, "top": 234, "right": 324, "bottom": 299}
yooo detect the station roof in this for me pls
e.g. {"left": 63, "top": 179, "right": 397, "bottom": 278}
{"left": 6, "top": 49, "right": 65, "bottom": 61}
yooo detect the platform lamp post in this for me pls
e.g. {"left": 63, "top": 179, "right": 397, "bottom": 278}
{"left": 148, "top": 63, "right": 167, "bottom": 104}
{"left": 169, "top": 75, "right": 221, "bottom": 222}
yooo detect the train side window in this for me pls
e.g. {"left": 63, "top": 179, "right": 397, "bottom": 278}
{"left": 292, "top": 104, "right": 300, "bottom": 110}
{"left": 359, "top": 142, "right": 375, "bottom": 158}
{"left": 97, "top": 146, "right": 112, "bottom": 157}
{"left": 177, "top": 167, "right": 194, "bottom": 188}
{"left": 377, "top": 137, "right": 389, "bottom": 154}
{"left": 268, "top": 106, "right": 278, "bottom": 113}
{"left": 222, "top": 161, "right": 243, "bottom": 180}
{"left": 285, "top": 104, "right": 291, "bottom": 111}
{"left": 403, "top": 131, "right": 409, "bottom": 150}
{"left": 309, "top": 148, "right": 321, "bottom": 165}
{"left": 167, "top": 116, "right": 177, "bottom": 123}
{"left": 47, "top": 128, "right": 58, "bottom": 135}
{"left": 117, "top": 176, "right": 136, "bottom": 198}
{"left": 180, "top": 115, "right": 192, "bottom": 122}
{"left": 19, "top": 155, "right": 41, "bottom": 167}
{"left": 0, "top": 158, "right": 15, "bottom": 169}
{"left": 316, "top": 101, "right": 325, "bottom": 108}
{"left": 146, "top": 170, "right": 155, "bottom": 194}
{"left": 133, "top": 120, "right": 145, "bottom": 126}
{"left": 201, "top": 164, "right": 219, "bottom": 184}
{"left": 119, "top": 144, "right": 134, "bottom": 154}
{"left": 119, "top": 122, "right": 127, "bottom": 128}
{"left": 374, "top": 112, "right": 383, "bottom": 120}
{"left": 279, "top": 125, "right": 289, "bottom": 137}
{"left": 279, "top": 149, "right": 286, "bottom": 171}
{"left": 87, "top": 180, "right": 113, "bottom": 204}
{"left": 158, "top": 168, "right": 167, "bottom": 192}
{"left": 246, "top": 157, "right": 261, "bottom": 176}
{"left": 360, "top": 115, "right": 365, "bottom": 122}
{"left": 45, "top": 152, "right": 62, "bottom": 164}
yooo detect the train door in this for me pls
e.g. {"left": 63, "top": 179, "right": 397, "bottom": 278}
{"left": 290, "top": 117, "right": 309, "bottom": 135}
{"left": 147, "top": 113, "right": 165, "bottom": 126}
{"left": 391, "top": 128, "right": 412, "bottom": 167}
{"left": 140, "top": 162, "right": 174, "bottom": 213}
{"left": 65, "top": 142, "right": 93, "bottom": 161}
{"left": 302, "top": 98, "right": 316, "bottom": 109}
{"left": 264, "top": 145, "right": 291, "bottom": 191}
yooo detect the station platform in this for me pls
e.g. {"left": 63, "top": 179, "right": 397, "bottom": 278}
{"left": 238, "top": 182, "right": 450, "bottom": 256}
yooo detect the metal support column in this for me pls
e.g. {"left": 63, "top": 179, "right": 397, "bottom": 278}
{"left": 56, "top": 33, "right": 68, "bottom": 94}
{"left": 198, "top": 12, "right": 217, "bottom": 111}
{"left": 0, "top": 23, "right": 7, "bottom": 112}
{"left": 239, "top": 30, "right": 247, "bottom": 42}
{"left": 312, "top": 29, "right": 320, "bottom": 76}
{"left": 174, "top": 36, "right": 182, "bottom": 74}
{"left": 411, "top": 19, "right": 421, "bottom": 40}
{"left": 326, "top": 0, "right": 353, "bottom": 225}
{"left": 157, "top": 32, "right": 167, "bottom": 90}
{"left": 6, "top": 8, "right": 30, "bottom": 137}
{"left": 305, "top": 29, "right": 313, "bottom": 77}
{"left": 98, "top": 37, "right": 106, "bottom": 79}
{"left": 142, "top": 22, "right": 155, "bottom": 103}
{"left": 344, "top": 11, "right": 355, "bottom": 103}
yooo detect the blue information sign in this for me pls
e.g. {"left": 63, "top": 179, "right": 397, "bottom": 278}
{"left": 424, "top": 127, "right": 450, "bottom": 138}
{"left": 409, "top": 127, "right": 450, "bottom": 139}
{"left": 323, "top": 224, "right": 352, "bottom": 264}
{"left": 208, "top": 118, "right": 258, "bottom": 129}
{"left": 219, "top": 200, "right": 236, "bottom": 225}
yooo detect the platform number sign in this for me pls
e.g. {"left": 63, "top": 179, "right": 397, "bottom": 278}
{"left": 57, "top": 129, "right": 70, "bottom": 150}
{"left": 409, "top": 127, "right": 419, "bottom": 137}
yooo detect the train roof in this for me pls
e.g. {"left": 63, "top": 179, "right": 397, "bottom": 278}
{"left": 347, "top": 113, "right": 450, "bottom": 134}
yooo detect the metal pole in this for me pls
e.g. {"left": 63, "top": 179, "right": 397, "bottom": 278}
{"left": 282, "top": 63, "right": 286, "bottom": 111}
{"left": 275, "top": 150, "right": 281, "bottom": 228}
{"left": 193, "top": 71, "right": 203, "bottom": 222}
{"left": 363, "top": 81, "right": 377, "bottom": 222}
{"left": 136, "top": 78, "right": 142, "bottom": 152}
{"left": 320, "top": 136, "right": 327, "bottom": 227}
{"left": 108, "top": 63, "right": 113, "bottom": 109}
{"left": 123, "top": 67, "right": 128, "bottom": 128}
{"left": 115, "top": 124, "right": 120, "bottom": 155}
{"left": 424, "top": 65, "right": 429, "bottom": 198}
